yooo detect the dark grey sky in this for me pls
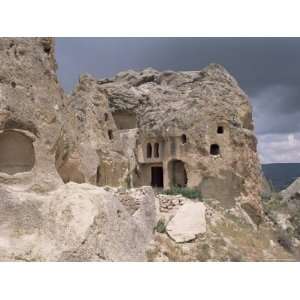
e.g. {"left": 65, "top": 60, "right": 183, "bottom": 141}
{"left": 55, "top": 38, "right": 300, "bottom": 163}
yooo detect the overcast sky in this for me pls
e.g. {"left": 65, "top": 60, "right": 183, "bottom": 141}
{"left": 55, "top": 38, "right": 300, "bottom": 164}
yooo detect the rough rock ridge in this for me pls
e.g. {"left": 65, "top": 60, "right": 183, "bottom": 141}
{"left": 94, "top": 66, "right": 264, "bottom": 222}
{"left": 0, "top": 37, "right": 64, "bottom": 191}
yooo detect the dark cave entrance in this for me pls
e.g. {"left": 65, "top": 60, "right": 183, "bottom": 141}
{"left": 168, "top": 159, "right": 187, "bottom": 188}
{"left": 151, "top": 166, "right": 164, "bottom": 188}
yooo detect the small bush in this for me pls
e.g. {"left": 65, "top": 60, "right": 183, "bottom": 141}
{"left": 162, "top": 186, "right": 201, "bottom": 200}
{"left": 154, "top": 219, "right": 166, "bottom": 233}
{"left": 261, "top": 191, "right": 271, "bottom": 202}
{"left": 262, "top": 192, "right": 286, "bottom": 217}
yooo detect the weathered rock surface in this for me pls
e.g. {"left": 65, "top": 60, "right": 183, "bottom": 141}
{"left": 0, "top": 38, "right": 65, "bottom": 191}
{"left": 0, "top": 38, "right": 131, "bottom": 190}
{"left": 0, "top": 183, "right": 156, "bottom": 261}
{"left": 0, "top": 37, "right": 268, "bottom": 261}
{"left": 148, "top": 193, "right": 299, "bottom": 262}
{"left": 166, "top": 201, "right": 206, "bottom": 243}
{"left": 56, "top": 75, "right": 130, "bottom": 186}
{"left": 95, "top": 66, "right": 264, "bottom": 222}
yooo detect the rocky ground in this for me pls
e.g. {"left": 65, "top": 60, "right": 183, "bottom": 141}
{"left": 0, "top": 38, "right": 297, "bottom": 262}
{"left": 0, "top": 180, "right": 299, "bottom": 261}
{"left": 147, "top": 189, "right": 300, "bottom": 262}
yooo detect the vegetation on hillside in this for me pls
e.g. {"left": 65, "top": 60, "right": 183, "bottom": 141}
{"left": 162, "top": 186, "right": 201, "bottom": 200}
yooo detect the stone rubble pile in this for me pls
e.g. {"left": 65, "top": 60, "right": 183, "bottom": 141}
{"left": 157, "top": 194, "right": 185, "bottom": 213}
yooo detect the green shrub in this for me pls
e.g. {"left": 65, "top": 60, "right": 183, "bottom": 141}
{"left": 262, "top": 192, "right": 285, "bottom": 215}
{"left": 162, "top": 186, "right": 201, "bottom": 200}
{"left": 154, "top": 219, "right": 166, "bottom": 233}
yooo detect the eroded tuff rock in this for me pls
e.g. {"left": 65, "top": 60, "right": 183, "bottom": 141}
{"left": 0, "top": 38, "right": 266, "bottom": 261}
{"left": 0, "top": 38, "right": 132, "bottom": 190}
{"left": 166, "top": 201, "right": 206, "bottom": 243}
{"left": 94, "top": 66, "right": 264, "bottom": 222}
{"left": 56, "top": 75, "right": 129, "bottom": 186}
{"left": 0, "top": 38, "right": 65, "bottom": 191}
{"left": 0, "top": 183, "right": 156, "bottom": 261}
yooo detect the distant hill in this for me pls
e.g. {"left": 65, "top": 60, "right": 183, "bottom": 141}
{"left": 262, "top": 163, "right": 300, "bottom": 192}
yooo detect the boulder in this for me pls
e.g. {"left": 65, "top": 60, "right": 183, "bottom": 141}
{"left": 0, "top": 183, "right": 156, "bottom": 261}
{"left": 166, "top": 201, "right": 206, "bottom": 243}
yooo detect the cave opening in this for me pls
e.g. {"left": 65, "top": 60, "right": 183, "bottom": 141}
{"left": 0, "top": 130, "right": 35, "bottom": 175}
{"left": 151, "top": 166, "right": 164, "bottom": 188}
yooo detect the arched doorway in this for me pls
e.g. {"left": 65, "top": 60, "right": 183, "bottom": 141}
{"left": 0, "top": 130, "right": 35, "bottom": 175}
{"left": 168, "top": 159, "right": 187, "bottom": 187}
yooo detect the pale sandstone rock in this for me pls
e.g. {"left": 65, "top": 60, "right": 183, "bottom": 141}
{"left": 166, "top": 201, "right": 206, "bottom": 243}
{"left": 0, "top": 38, "right": 131, "bottom": 189}
{"left": 0, "top": 183, "right": 156, "bottom": 261}
{"left": 95, "top": 65, "right": 264, "bottom": 222}
{"left": 0, "top": 38, "right": 265, "bottom": 260}
{"left": 0, "top": 38, "right": 64, "bottom": 191}
{"left": 56, "top": 74, "right": 129, "bottom": 186}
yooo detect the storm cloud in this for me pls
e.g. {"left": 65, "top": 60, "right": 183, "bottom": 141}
{"left": 55, "top": 38, "right": 300, "bottom": 163}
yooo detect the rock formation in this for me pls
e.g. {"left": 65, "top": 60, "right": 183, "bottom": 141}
{"left": 56, "top": 74, "right": 129, "bottom": 186}
{"left": 0, "top": 38, "right": 157, "bottom": 261}
{"left": 94, "top": 66, "right": 264, "bottom": 222}
{"left": 0, "top": 37, "right": 268, "bottom": 261}
{"left": 0, "top": 37, "right": 64, "bottom": 191}
{"left": 0, "top": 183, "right": 156, "bottom": 261}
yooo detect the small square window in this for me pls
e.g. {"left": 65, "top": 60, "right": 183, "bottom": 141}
{"left": 210, "top": 144, "right": 220, "bottom": 155}
{"left": 217, "top": 126, "right": 224, "bottom": 134}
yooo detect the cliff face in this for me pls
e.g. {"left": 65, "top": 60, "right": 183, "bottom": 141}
{"left": 0, "top": 38, "right": 130, "bottom": 190}
{"left": 0, "top": 38, "right": 267, "bottom": 261}
{"left": 95, "top": 65, "right": 264, "bottom": 222}
{"left": 56, "top": 74, "right": 129, "bottom": 187}
{"left": 0, "top": 38, "right": 65, "bottom": 191}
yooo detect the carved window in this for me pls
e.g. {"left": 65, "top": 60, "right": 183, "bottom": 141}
{"left": 146, "top": 143, "right": 152, "bottom": 158}
{"left": 210, "top": 144, "right": 220, "bottom": 155}
{"left": 154, "top": 143, "right": 159, "bottom": 158}
{"left": 217, "top": 126, "right": 224, "bottom": 134}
